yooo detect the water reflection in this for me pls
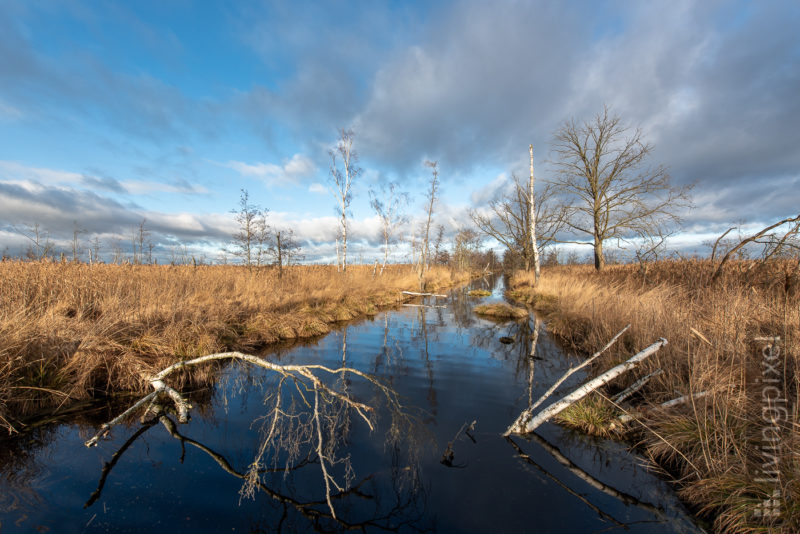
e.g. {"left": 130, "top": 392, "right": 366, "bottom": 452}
{"left": 0, "top": 274, "right": 704, "bottom": 533}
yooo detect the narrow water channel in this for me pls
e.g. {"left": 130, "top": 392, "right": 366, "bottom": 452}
{"left": 0, "top": 275, "right": 705, "bottom": 533}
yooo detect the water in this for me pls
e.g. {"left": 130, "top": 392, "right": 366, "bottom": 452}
{"left": 0, "top": 276, "right": 705, "bottom": 533}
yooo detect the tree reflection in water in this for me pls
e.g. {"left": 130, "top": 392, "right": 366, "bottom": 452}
{"left": 80, "top": 345, "right": 431, "bottom": 531}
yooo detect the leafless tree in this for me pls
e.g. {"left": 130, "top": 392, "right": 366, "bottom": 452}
{"left": 452, "top": 228, "right": 482, "bottom": 271}
{"left": 551, "top": 105, "right": 691, "bottom": 270}
{"left": 369, "top": 181, "right": 408, "bottom": 274}
{"left": 470, "top": 173, "right": 563, "bottom": 271}
{"left": 230, "top": 189, "right": 268, "bottom": 269}
{"left": 329, "top": 128, "right": 361, "bottom": 273}
{"left": 266, "top": 228, "right": 303, "bottom": 278}
{"left": 419, "top": 161, "right": 440, "bottom": 283}
{"left": 14, "top": 223, "right": 52, "bottom": 260}
{"left": 137, "top": 219, "right": 150, "bottom": 265}
{"left": 71, "top": 221, "right": 86, "bottom": 262}
{"left": 711, "top": 213, "right": 800, "bottom": 282}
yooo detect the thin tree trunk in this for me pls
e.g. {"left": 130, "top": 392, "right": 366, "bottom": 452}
{"left": 529, "top": 144, "right": 540, "bottom": 282}
{"left": 277, "top": 232, "right": 283, "bottom": 279}
{"left": 341, "top": 206, "right": 348, "bottom": 273}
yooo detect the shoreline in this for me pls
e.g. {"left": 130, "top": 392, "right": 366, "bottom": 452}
{"left": 505, "top": 260, "right": 798, "bottom": 534}
{"left": 0, "top": 261, "right": 473, "bottom": 434}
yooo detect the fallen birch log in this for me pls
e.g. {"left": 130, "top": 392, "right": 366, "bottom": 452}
{"left": 506, "top": 338, "right": 667, "bottom": 435}
{"left": 504, "top": 325, "right": 630, "bottom": 436}
{"left": 402, "top": 303, "right": 447, "bottom": 309}
{"left": 613, "top": 390, "right": 710, "bottom": 426}
{"left": 611, "top": 368, "right": 663, "bottom": 404}
{"left": 402, "top": 291, "right": 447, "bottom": 298}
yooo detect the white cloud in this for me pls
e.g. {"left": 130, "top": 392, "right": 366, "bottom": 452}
{"left": 121, "top": 180, "right": 208, "bottom": 195}
{"left": 223, "top": 153, "right": 316, "bottom": 186}
{"left": 0, "top": 160, "right": 83, "bottom": 185}
{"left": 308, "top": 182, "right": 327, "bottom": 194}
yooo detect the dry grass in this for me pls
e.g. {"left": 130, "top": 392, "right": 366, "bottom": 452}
{"left": 468, "top": 289, "right": 492, "bottom": 297}
{"left": 0, "top": 261, "right": 469, "bottom": 432}
{"left": 474, "top": 302, "right": 529, "bottom": 319}
{"left": 509, "top": 259, "right": 799, "bottom": 533}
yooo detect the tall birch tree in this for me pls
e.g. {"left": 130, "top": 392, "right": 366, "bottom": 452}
{"left": 328, "top": 129, "right": 361, "bottom": 273}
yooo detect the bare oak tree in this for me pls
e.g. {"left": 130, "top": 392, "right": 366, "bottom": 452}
{"left": 369, "top": 181, "right": 408, "bottom": 275}
{"left": 329, "top": 129, "right": 362, "bottom": 273}
{"left": 551, "top": 106, "right": 691, "bottom": 270}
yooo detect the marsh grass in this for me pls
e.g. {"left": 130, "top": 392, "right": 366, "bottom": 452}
{"left": 554, "top": 394, "right": 620, "bottom": 437}
{"left": 0, "top": 261, "right": 469, "bottom": 432}
{"left": 509, "top": 259, "right": 799, "bottom": 533}
{"left": 474, "top": 302, "right": 529, "bottom": 319}
{"left": 467, "top": 289, "right": 492, "bottom": 297}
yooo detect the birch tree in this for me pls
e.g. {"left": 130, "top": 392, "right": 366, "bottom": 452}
{"left": 369, "top": 181, "right": 408, "bottom": 274}
{"left": 551, "top": 106, "right": 691, "bottom": 270}
{"left": 470, "top": 173, "right": 562, "bottom": 271}
{"left": 328, "top": 129, "right": 362, "bottom": 273}
{"left": 231, "top": 189, "right": 267, "bottom": 268}
{"left": 419, "top": 160, "right": 439, "bottom": 276}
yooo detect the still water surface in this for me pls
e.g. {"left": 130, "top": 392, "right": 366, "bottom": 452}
{"left": 0, "top": 276, "right": 705, "bottom": 533}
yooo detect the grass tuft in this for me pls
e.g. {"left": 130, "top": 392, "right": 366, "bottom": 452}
{"left": 474, "top": 302, "right": 529, "bottom": 319}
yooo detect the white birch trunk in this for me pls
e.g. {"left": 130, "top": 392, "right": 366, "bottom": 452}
{"left": 511, "top": 338, "right": 667, "bottom": 434}
{"left": 529, "top": 144, "right": 540, "bottom": 283}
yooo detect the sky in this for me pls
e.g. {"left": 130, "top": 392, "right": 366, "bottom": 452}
{"left": 0, "top": 0, "right": 798, "bottom": 263}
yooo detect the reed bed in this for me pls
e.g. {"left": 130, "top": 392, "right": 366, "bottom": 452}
{"left": 0, "top": 261, "right": 468, "bottom": 433}
{"left": 510, "top": 259, "right": 799, "bottom": 533}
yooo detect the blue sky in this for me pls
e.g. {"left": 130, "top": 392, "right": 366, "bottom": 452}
{"left": 1, "top": 0, "right": 798, "bottom": 262}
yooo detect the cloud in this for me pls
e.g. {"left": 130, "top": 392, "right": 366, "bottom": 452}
{"left": 308, "top": 183, "right": 327, "bottom": 194}
{"left": 0, "top": 99, "right": 22, "bottom": 120}
{"left": 223, "top": 154, "right": 316, "bottom": 186}
{"left": 0, "top": 160, "right": 83, "bottom": 185}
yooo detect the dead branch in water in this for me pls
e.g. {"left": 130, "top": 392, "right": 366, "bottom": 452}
{"left": 84, "top": 351, "right": 405, "bottom": 519}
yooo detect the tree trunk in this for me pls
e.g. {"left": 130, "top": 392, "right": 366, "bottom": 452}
{"left": 277, "top": 232, "right": 283, "bottom": 279}
{"left": 515, "top": 338, "right": 667, "bottom": 434}
{"left": 529, "top": 144, "right": 540, "bottom": 283}
{"left": 341, "top": 209, "right": 348, "bottom": 273}
{"left": 593, "top": 237, "right": 605, "bottom": 271}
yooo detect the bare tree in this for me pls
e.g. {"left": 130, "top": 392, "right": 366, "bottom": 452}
{"left": 419, "top": 161, "right": 439, "bottom": 282}
{"left": 90, "top": 236, "right": 102, "bottom": 264}
{"left": 711, "top": 214, "right": 800, "bottom": 283}
{"left": 15, "top": 223, "right": 52, "bottom": 260}
{"left": 137, "top": 219, "right": 150, "bottom": 265}
{"left": 266, "top": 228, "right": 303, "bottom": 278}
{"left": 369, "top": 181, "right": 408, "bottom": 274}
{"left": 551, "top": 105, "right": 691, "bottom": 270}
{"left": 72, "top": 221, "right": 86, "bottom": 262}
{"left": 328, "top": 129, "right": 361, "bottom": 273}
{"left": 452, "top": 228, "right": 482, "bottom": 271}
{"left": 470, "top": 174, "right": 563, "bottom": 271}
{"left": 230, "top": 189, "right": 267, "bottom": 268}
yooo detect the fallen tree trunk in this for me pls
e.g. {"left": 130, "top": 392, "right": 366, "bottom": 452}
{"left": 507, "top": 338, "right": 667, "bottom": 435}
{"left": 611, "top": 368, "right": 663, "bottom": 404}
{"left": 613, "top": 390, "right": 711, "bottom": 426}
{"left": 402, "top": 291, "right": 447, "bottom": 298}
{"left": 504, "top": 325, "right": 630, "bottom": 436}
